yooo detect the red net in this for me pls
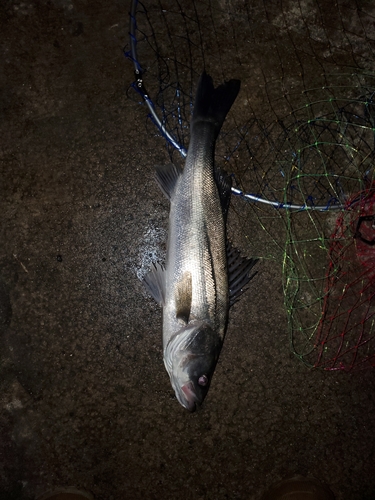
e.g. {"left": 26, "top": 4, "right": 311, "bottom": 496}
{"left": 310, "top": 185, "right": 375, "bottom": 370}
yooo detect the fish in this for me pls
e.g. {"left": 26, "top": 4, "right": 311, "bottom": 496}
{"left": 143, "top": 71, "right": 258, "bottom": 411}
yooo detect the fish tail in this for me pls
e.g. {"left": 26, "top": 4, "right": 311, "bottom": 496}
{"left": 192, "top": 71, "right": 241, "bottom": 139}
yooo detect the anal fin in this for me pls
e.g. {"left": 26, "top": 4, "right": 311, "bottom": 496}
{"left": 155, "top": 163, "right": 182, "bottom": 200}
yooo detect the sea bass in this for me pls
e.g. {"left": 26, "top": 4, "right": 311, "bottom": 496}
{"left": 144, "top": 71, "right": 258, "bottom": 411}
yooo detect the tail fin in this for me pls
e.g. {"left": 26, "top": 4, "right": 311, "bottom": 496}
{"left": 192, "top": 71, "right": 241, "bottom": 139}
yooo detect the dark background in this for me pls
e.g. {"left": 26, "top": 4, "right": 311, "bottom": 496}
{"left": 1, "top": 1, "right": 375, "bottom": 499}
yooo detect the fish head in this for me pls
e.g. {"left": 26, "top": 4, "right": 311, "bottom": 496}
{"left": 164, "top": 321, "right": 222, "bottom": 412}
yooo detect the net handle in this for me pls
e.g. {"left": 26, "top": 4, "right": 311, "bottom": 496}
{"left": 127, "top": 0, "right": 187, "bottom": 156}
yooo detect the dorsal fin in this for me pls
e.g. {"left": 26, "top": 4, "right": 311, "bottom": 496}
{"left": 215, "top": 168, "right": 232, "bottom": 221}
{"left": 227, "top": 242, "right": 259, "bottom": 306}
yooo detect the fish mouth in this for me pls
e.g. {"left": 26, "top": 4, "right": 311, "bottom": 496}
{"left": 179, "top": 381, "right": 199, "bottom": 412}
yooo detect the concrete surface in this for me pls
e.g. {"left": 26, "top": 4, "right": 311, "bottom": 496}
{"left": 1, "top": 0, "right": 375, "bottom": 499}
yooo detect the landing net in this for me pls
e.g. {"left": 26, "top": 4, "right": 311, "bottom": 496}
{"left": 126, "top": 0, "right": 375, "bottom": 369}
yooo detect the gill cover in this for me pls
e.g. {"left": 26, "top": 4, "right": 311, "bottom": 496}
{"left": 165, "top": 321, "right": 222, "bottom": 411}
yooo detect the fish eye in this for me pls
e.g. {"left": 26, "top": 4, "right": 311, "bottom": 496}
{"left": 198, "top": 374, "right": 208, "bottom": 386}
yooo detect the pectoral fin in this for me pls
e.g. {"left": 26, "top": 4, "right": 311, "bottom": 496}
{"left": 175, "top": 271, "right": 192, "bottom": 323}
{"left": 155, "top": 163, "right": 182, "bottom": 200}
{"left": 143, "top": 262, "right": 166, "bottom": 306}
{"left": 227, "top": 243, "right": 259, "bottom": 306}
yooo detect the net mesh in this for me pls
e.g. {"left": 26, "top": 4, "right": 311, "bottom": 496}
{"left": 126, "top": 0, "right": 375, "bottom": 369}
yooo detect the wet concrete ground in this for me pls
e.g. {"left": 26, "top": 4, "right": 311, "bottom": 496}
{"left": 1, "top": 1, "right": 375, "bottom": 499}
